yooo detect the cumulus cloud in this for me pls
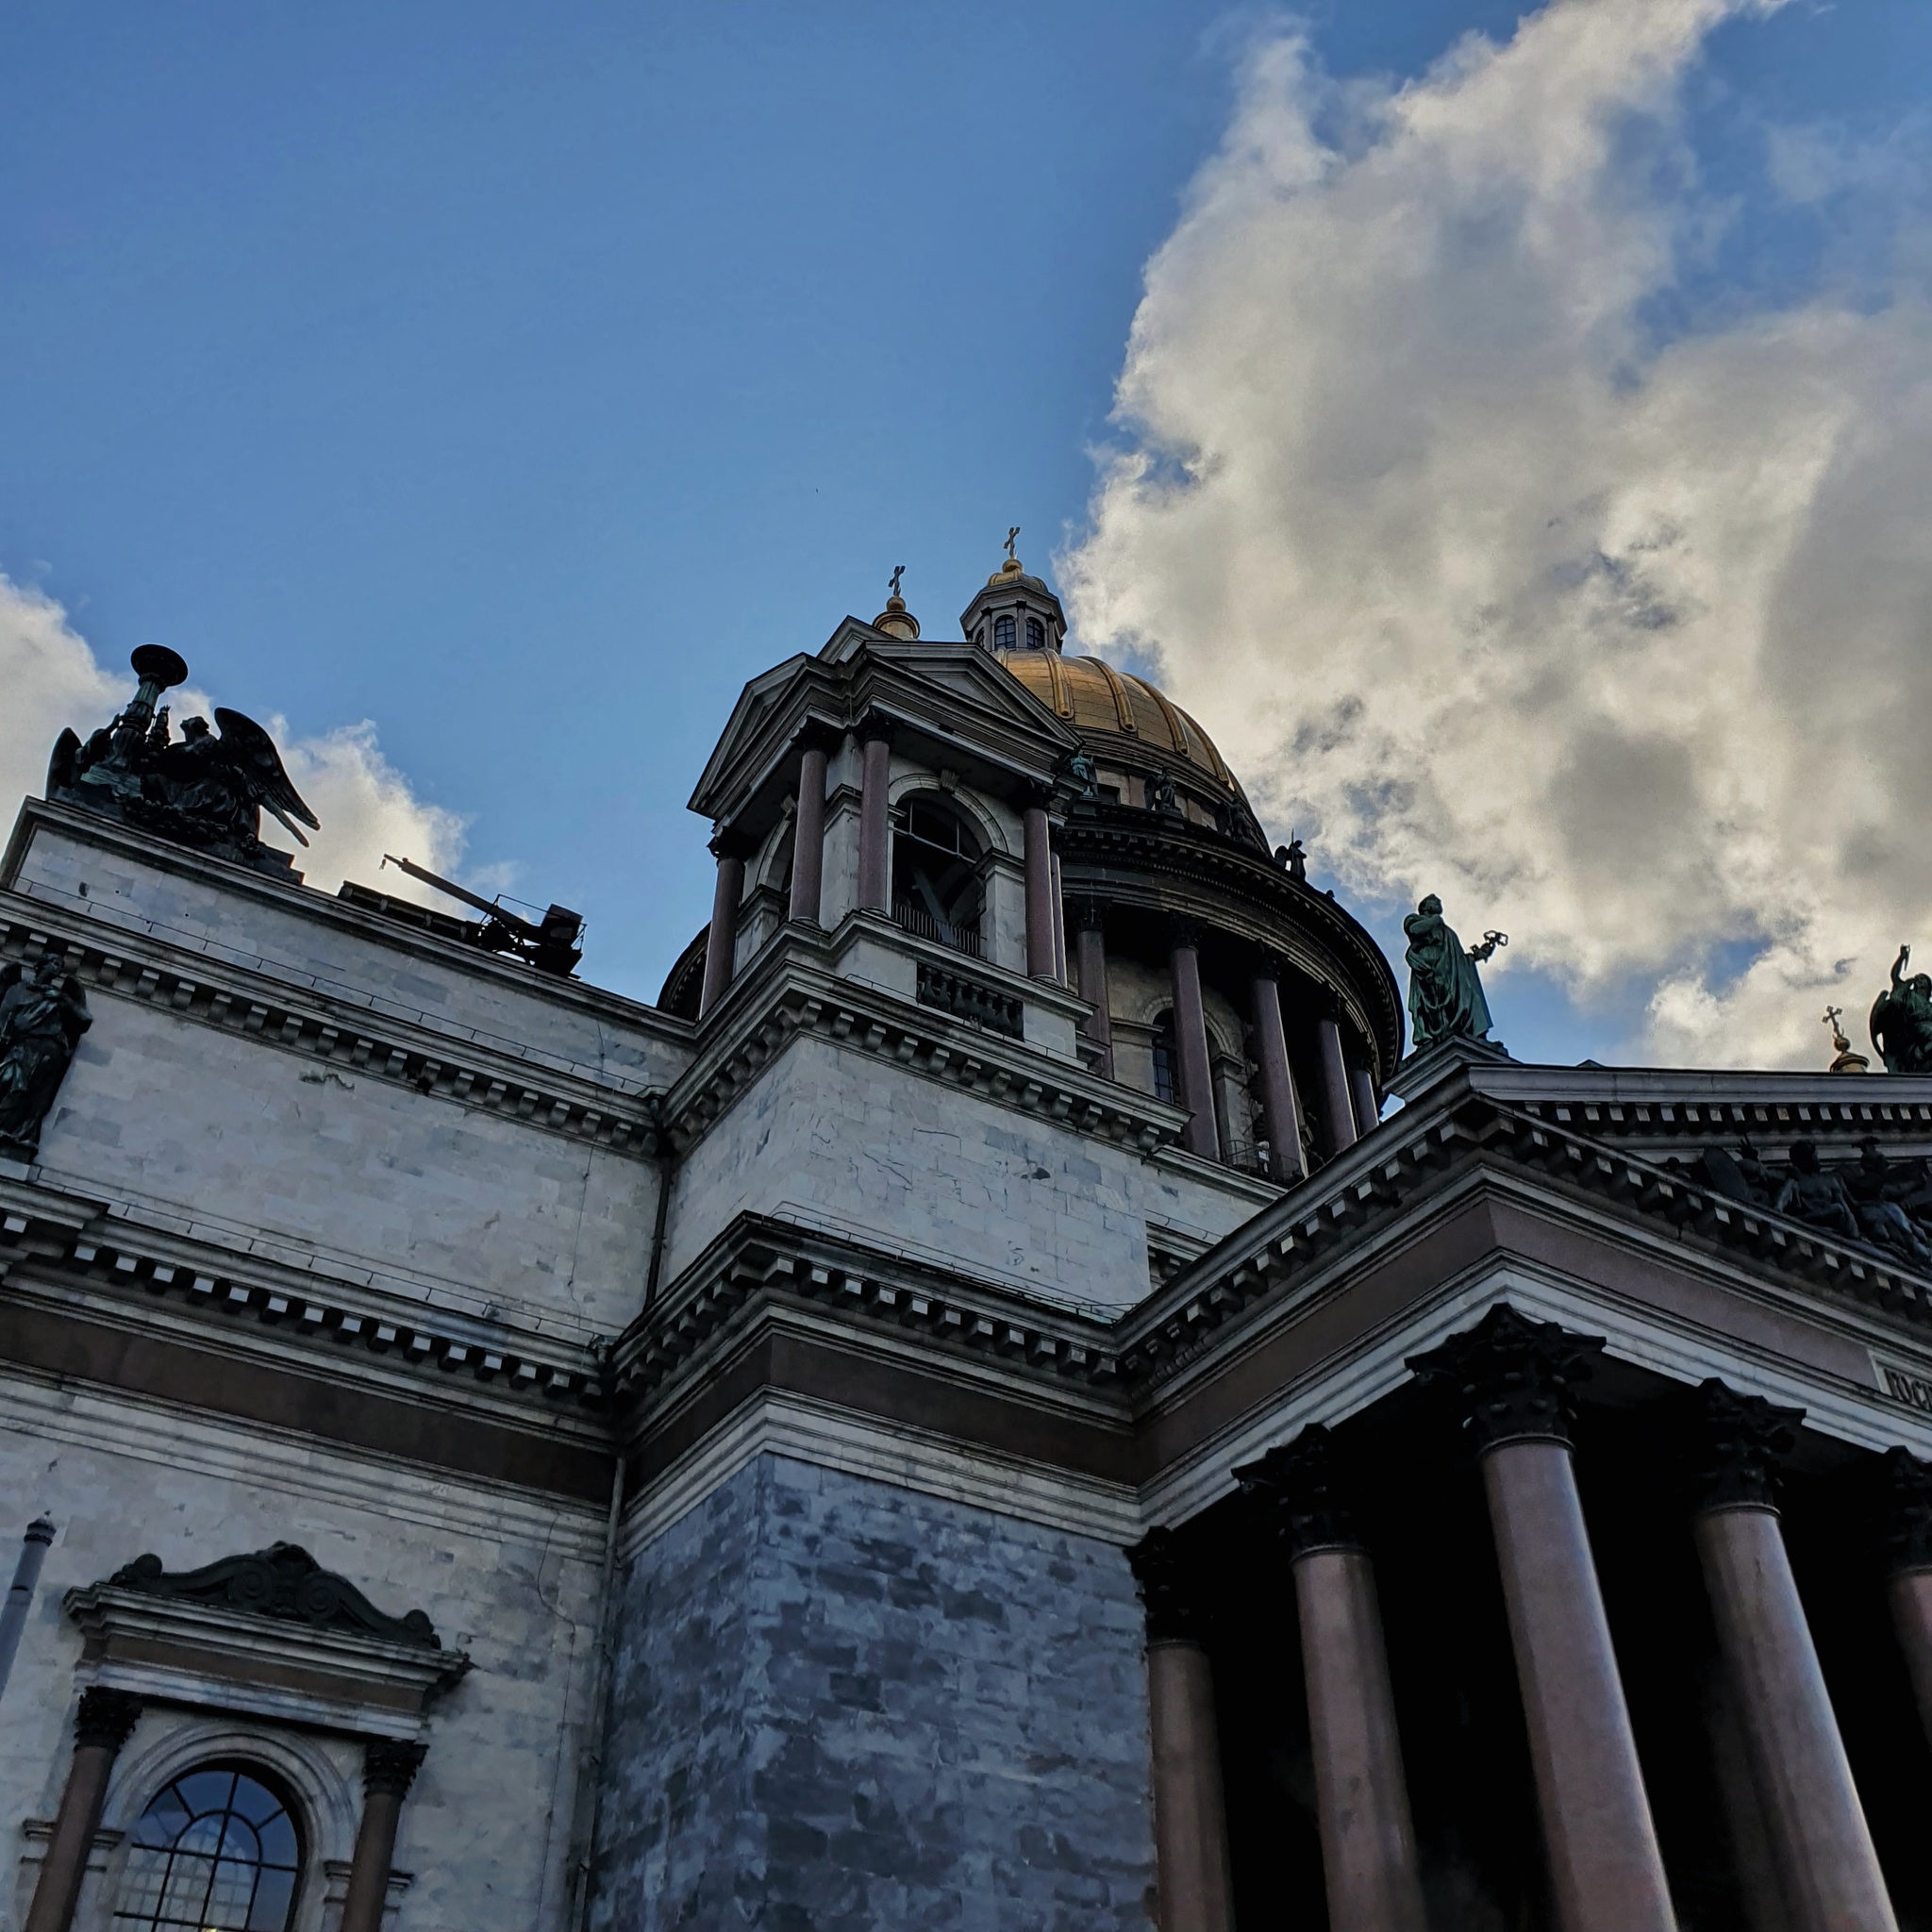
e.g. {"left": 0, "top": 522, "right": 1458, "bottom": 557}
{"left": 0, "top": 575, "right": 464, "bottom": 898}
{"left": 1063, "top": 0, "right": 1932, "bottom": 1069}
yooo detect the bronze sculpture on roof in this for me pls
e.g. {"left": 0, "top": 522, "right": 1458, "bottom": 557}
{"left": 45, "top": 645, "right": 319, "bottom": 874}
{"left": 1403, "top": 894, "right": 1504, "bottom": 1051}
{"left": 1871, "top": 945, "right": 1932, "bottom": 1074}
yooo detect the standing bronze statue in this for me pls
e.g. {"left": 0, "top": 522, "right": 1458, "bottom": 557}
{"left": 0, "top": 958, "right": 92, "bottom": 1161}
{"left": 1871, "top": 946, "right": 1932, "bottom": 1074}
{"left": 1404, "top": 894, "right": 1504, "bottom": 1051}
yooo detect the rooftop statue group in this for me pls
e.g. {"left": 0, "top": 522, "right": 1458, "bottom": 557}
{"left": 1700, "top": 1135, "right": 1932, "bottom": 1272}
{"left": 1, "top": 645, "right": 315, "bottom": 1164}
{"left": 45, "top": 645, "right": 318, "bottom": 876}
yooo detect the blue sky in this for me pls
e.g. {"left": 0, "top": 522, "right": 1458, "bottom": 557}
{"left": 7, "top": 2, "right": 1932, "bottom": 1066}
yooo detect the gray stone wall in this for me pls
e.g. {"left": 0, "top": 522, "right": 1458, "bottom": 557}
{"left": 593, "top": 1454, "right": 1155, "bottom": 1932}
{"left": 661, "top": 1033, "right": 1264, "bottom": 1308}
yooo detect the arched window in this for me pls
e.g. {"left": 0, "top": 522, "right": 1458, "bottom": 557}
{"left": 1150, "top": 1009, "right": 1178, "bottom": 1106}
{"left": 1024, "top": 617, "right": 1045, "bottom": 650}
{"left": 891, "top": 794, "right": 985, "bottom": 956}
{"left": 992, "top": 614, "right": 1016, "bottom": 649}
{"left": 114, "top": 1764, "right": 301, "bottom": 1932}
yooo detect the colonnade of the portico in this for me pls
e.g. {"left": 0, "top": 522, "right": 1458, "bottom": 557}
{"left": 1133, "top": 1303, "right": 1932, "bottom": 1932}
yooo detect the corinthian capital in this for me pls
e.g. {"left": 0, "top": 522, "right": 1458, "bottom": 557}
{"left": 1407, "top": 1303, "right": 1605, "bottom": 1452}
{"left": 1233, "top": 1424, "right": 1361, "bottom": 1557}
{"left": 1686, "top": 1379, "right": 1803, "bottom": 1514}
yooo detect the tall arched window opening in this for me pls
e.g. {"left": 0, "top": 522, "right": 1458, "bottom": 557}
{"left": 114, "top": 1764, "right": 301, "bottom": 1932}
{"left": 992, "top": 615, "right": 1016, "bottom": 649}
{"left": 1024, "top": 617, "right": 1045, "bottom": 650}
{"left": 891, "top": 795, "right": 985, "bottom": 958}
{"left": 1150, "top": 1010, "right": 1178, "bottom": 1106}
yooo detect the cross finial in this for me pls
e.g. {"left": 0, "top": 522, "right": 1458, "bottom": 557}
{"left": 888, "top": 564, "right": 905, "bottom": 600}
{"left": 1005, "top": 526, "right": 1020, "bottom": 562}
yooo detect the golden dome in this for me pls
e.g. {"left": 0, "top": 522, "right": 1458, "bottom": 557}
{"left": 996, "top": 649, "right": 1239, "bottom": 792}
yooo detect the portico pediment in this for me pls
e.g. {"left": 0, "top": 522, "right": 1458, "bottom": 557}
{"left": 690, "top": 635, "right": 1081, "bottom": 827}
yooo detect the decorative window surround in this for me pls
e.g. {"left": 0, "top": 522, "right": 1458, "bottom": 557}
{"left": 66, "top": 1549, "right": 469, "bottom": 1741}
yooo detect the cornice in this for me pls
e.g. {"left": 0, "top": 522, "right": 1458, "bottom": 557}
{"left": 659, "top": 924, "right": 1191, "bottom": 1158}
{"left": 4, "top": 798, "right": 685, "bottom": 1039}
{"left": 610, "top": 1211, "right": 1133, "bottom": 1418}
{"left": 0, "top": 1179, "right": 609, "bottom": 1414}
{"left": 1116, "top": 1077, "right": 1932, "bottom": 1406}
{"left": 0, "top": 897, "right": 665, "bottom": 1161}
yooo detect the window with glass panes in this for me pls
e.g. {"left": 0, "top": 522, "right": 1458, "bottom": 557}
{"left": 114, "top": 1765, "right": 300, "bottom": 1932}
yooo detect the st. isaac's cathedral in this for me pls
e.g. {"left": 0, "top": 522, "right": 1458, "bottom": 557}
{"left": 0, "top": 547, "right": 1930, "bottom": 1932}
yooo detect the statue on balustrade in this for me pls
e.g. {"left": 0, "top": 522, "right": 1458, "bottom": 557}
{"left": 45, "top": 645, "right": 319, "bottom": 875}
{"left": 0, "top": 957, "right": 92, "bottom": 1161}
{"left": 1403, "top": 894, "right": 1505, "bottom": 1051}
{"left": 1870, "top": 945, "right": 1932, "bottom": 1074}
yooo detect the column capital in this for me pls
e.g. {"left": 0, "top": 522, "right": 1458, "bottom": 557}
{"left": 1074, "top": 897, "right": 1107, "bottom": 933}
{"left": 1167, "top": 914, "right": 1205, "bottom": 954}
{"left": 1407, "top": 1303, "right": 1604, "bottom": 1452}
{"left": 74, "top": 1686, "right": 142, "bottom": 1753}
{"left": 362, "top": 1738, "right": 428, "bottom": 1800}
{"left": 794, "top": 719, "right": 842, "bottom": 758}
{"left": 856, "top": 708, "right": 898, "bottom": 748}
{"left": 708, "top": 824, "right": 755, "bottom": 862}
{"left": 1126, "top": 1528, "right": 1209, "bottom": 1644}
{"left": 1880, "top": 1446, "right": 1932, "bottom": 1574}
{"left": 1234, "top": 1424, "right": 1360, "bottom": 1557}
{"left": 1684, "top": 1379, "right": 1802, "bottom": 1514}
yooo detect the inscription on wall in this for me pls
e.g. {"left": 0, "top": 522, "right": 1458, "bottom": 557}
{"left": 1874, "top": 1353, "right": 1932, "bottom": 1415}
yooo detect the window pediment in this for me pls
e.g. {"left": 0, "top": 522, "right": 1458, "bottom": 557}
{"left": 66, "top": 1547, "right": 469, "bottom": 1740}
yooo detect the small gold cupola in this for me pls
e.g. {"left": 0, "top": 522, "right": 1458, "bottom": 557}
{"left": 961, "top": 527, "right": 1066, "bottom": 655}
{"left": 873, "top": 564, "right": 921, "bottom": 640}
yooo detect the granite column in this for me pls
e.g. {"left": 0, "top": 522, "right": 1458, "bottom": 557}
{"left": 1879, "top": 1446, "right": 1932, "bottom": 1753}
{"left": 1689, "top": 1382, "right": 1896, "bottom": 1932}
{"left": 697, "top": 832, "right": 746, "bottom": 1019}
{"left": 1409, "top": 1306, "right": 1675, "bottom": 1932}
{"left": 788, "top": 736, "right": 829, "bottom": 926}
{"left": 1074, "top": 903, "right": 1113, "bottom": 1076}
{"left": 856, "top": 724, "right": 892, "bottom": 914}
{"left": 1127, "top": 1529, "right": 1235, "bottom": 1932}
{"left": 1250, "top": 968, "right": 1307, "bottom": 1182}
{"left": 1170, "top": 927, "right": 1220, "bottom": 1161}
{"left": 1023, "top": 802, "right": 1057, "bottom": 980}
{"left": 341, "top": 1739, "right": 429, "bottom": 1932}
{"left": 1236, "top": 1427, "right": 1425, "bottom": 1931}
{"left": 1316, "top": 1015, "right": 1357, "bottom": 1158}
{"left": 24, "top": 1688, "right": 142, "bottom": 1932}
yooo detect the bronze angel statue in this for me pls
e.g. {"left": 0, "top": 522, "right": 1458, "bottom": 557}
{"left": 46, "top": 646, "right": 319, "bottom": 874}
{"left": 1871, "top": 945, "right": 1932, "bottom": 1074}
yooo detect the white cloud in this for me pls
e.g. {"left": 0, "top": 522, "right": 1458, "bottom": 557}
{"left": 0, "top": 575, "right": 465, "bottom": 899}
{"left": 1063, "top": 0, "right": 1932, "bottom": 1070}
